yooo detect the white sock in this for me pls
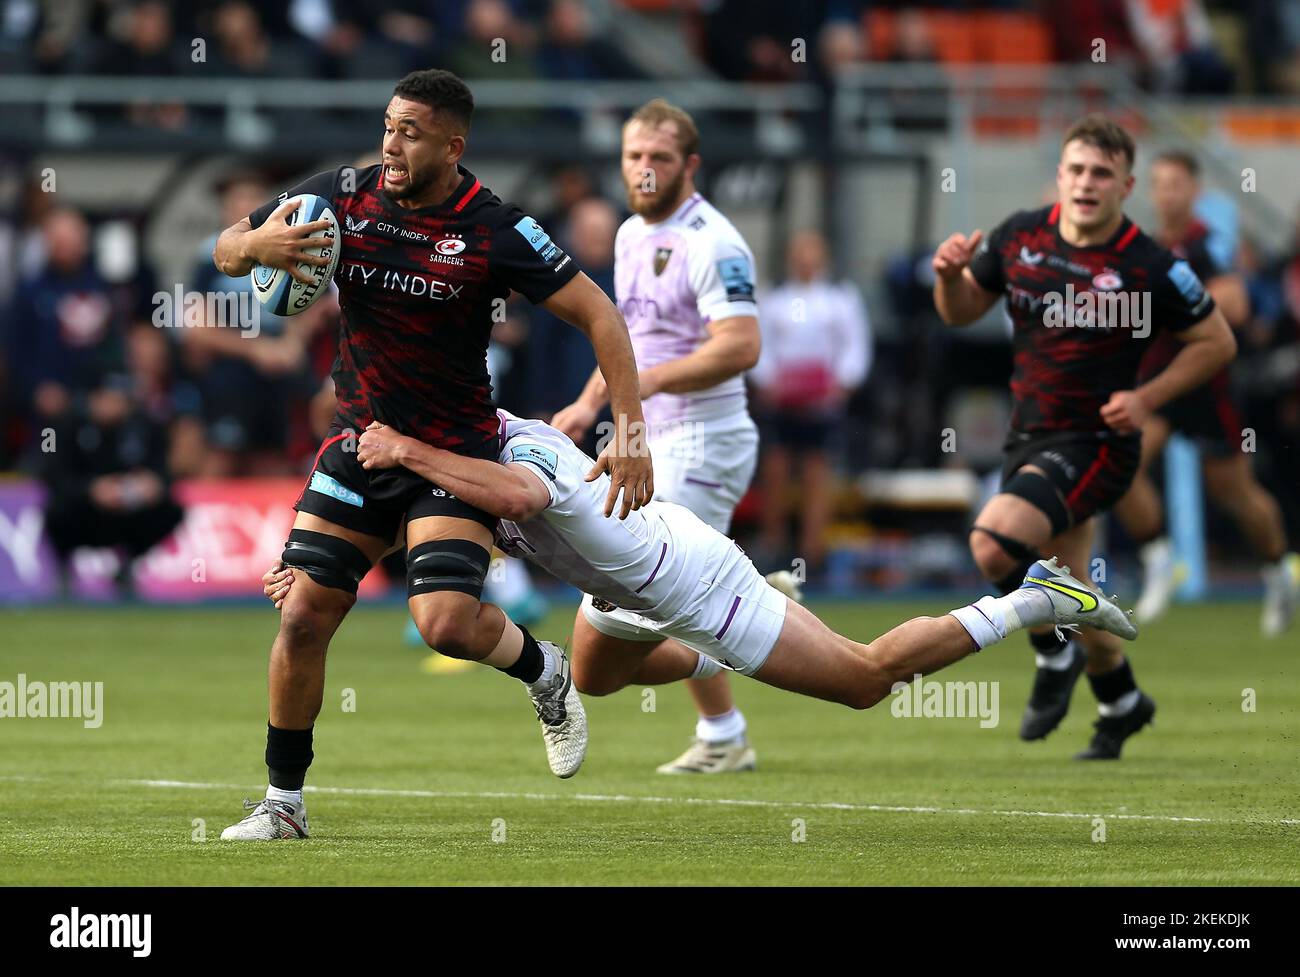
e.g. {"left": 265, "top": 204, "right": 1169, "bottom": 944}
{"left": 527, "top": 643, "right": 558, "bottom": 690}
{"left": 1098, "top": 689, "right": 1140, "bottom": 717}
{"left": 1140, "top": 536, "right": 1171, "bottom": 569}
{"left": 266, "top": 785, "right": 302, "bottom": 807}
{"left": 484, "top": 556, "right": 534, "bottom": 606}
{"left": 691, "top": 653, "right": 723, "bottom": 680}
{"left": 950, "top": 590, "right": 1052, "bottom": 650}
{"left": 1264, "top": 554, "right": 1292, "bottom": 579}
{"left": 1036, "top": 640, "right": 1078, "bottom": 670}
{"left": 696, "top": 707, "right": 746, "bottom": 744}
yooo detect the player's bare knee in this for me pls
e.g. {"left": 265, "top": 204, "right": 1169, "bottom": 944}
{"left": 970, "top": 530, "right": 1016, "bottom": 580}
{"left": 278, "top": 529, "right": 369, "bottom": 636}
{"left": 276, "top": 593, "right": 348, "bottom": 653}
{"left": 407, "top": 539, "right": 491, "bottom": 657}
{"left": 571, "top": 665, "right": 620, "bottom": 697}
{"left": 412, "top": 603, "right": 480, "bottom": 658}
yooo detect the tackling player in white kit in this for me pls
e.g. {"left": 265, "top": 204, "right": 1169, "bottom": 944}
{"left": 553, "top": 99, "right": 771, "bottom": 773}
{"left": 265, "top": 414, "right": 1138, "bottom": 748}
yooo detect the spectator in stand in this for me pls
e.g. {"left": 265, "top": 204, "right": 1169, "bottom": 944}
{"left": 181, "top": 176, "right": 327, "bottom": 476}
{"left": 700, "top": 1, "right": 864, "bottom": 82}
{"left": 204, "top": 1, "right": 279, "bottom": 77}
{"left": 1123, "top": 0, "right": 1234, "bottom": 94}
{"left": 1244, "top": 0, "right": 1300, "bottom": 94}
{"left": 1046, "top": 0, "right": 1138, "bottom": 66}
{"left": 524, "top": 196, "right": 613, "bottom": 423}
{"left": 125, "top": 320, "right": 204, "bottom": 477}
{"left": 534, "top": 164, "right": 598, "bottom": 238}
{"left": 10, "top": 207, "right": 123, "bottom": 428}
{"left": 537, "top": 0, "right": 638, "bottom": 80}
{"left": 444, "top": 0, "right": 539, "bottom": 82}
{"left": 303, "top": 0, "right": 439, "bottom": 78}
{"left": 92, "top": 0, "right": 187, "bottom": 129}
{"left": 751, "top": 229, "right": 871, "bottom": 574}
{"left": 38, "top": 380, "right": 184, "bottom": 598}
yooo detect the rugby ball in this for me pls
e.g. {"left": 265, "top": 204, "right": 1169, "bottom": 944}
{"left": 250, "top": 194, "right": 339, "bottom": 316}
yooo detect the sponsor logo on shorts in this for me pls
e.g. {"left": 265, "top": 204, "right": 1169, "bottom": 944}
{"left": 309, "top": 471, "right": 364, "bottom": 508}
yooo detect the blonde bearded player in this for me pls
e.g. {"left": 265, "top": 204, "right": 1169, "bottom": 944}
{"left": 264, "top": 413, "right": 1138, "bottom": 746}
{"left": 553, "top": 99, "right": 787, "bottom": 774}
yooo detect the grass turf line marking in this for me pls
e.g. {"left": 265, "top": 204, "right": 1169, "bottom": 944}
{"left": 118, "top": 778, "right": 1299, "bottom": 827}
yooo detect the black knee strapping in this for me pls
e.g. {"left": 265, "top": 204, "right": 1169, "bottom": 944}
{"left": 281, "top": 529, "right": 371, "bottom": 595}
{"left": 970, "top": 526, "right": 1041, "bottom": 595}
{"left": 407, "top": 539, "right": 490, "bottom": 599}
{"left": 1001, "top": 469, "right": 1071, "bottom": 535}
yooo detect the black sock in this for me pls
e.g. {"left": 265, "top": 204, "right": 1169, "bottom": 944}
{"left": 501, "top": 625, "right": 544, "bottom": 683}
{"left": 266, "top": 722, "right": 313, "bottom": 791}
{"left": 1029, "top": 629, "right": 1068, "bottom": 657}
{"left": 1087, "top": 658, "right": 1137, "bottom": 705}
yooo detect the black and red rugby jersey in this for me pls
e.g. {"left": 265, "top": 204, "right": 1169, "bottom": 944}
{"left": 968, "top": 203, "right": 1215, "bottom": 434}
{"left": 1138, "top": 219, "right": 1225, "bottom": 381}
{"left": 248, "top": 163, "right": 580, "bottom": 455}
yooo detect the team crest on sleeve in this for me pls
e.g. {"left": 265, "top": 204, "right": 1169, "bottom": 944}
{"left": 513, "top": 216, "right": 569, "bottom": 270}
{"left": 1167, "top": 259, "right": 1206, "bottom": 304}
{"left": 508, "top": 443, "right": 559, "bottom": 480}
{"left": 653, "top": 247, "right": 673, "bottom": 276}
{"left": 716, "top": 255, "right": 754, "bottom": 301}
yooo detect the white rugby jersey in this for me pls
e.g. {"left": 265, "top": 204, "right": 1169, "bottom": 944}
{"left": 491, "top": 410, "right": 693, "bottom": 613}
{"left": 614, "top": 193, "right": 758, "bottom": 432}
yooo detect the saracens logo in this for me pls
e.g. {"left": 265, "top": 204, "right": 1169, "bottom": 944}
{"left": 435, "top": 237, "right": 466, "bottom": 255}
{"left": 1092, "top": 269, "right": 1123, "bottom": 291}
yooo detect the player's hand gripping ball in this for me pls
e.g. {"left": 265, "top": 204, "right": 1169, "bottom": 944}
{"left": 250, "top": 194, "right": 340, "bottom": 316}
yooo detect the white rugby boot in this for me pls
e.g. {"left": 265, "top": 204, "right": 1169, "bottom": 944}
{"left": 765, "top": 570, "right": 804, "bottom": 603}
{"left": 656, "top": 737, "right": 757, "bottom": 774}
{"left": 220, "top": 796, "right": 309, "bottom": 841}
{"left": 1023, "top": 557, "right": 1138, "bottom": 640}
{"left": 1261, "top": 553, "right": 1300, "bottom": 637}
{"left": 1134, "top": 537, "right": 1186, "bottom": 624}
{"left": 526, "top": 642, "right": 587, "bottom": 778}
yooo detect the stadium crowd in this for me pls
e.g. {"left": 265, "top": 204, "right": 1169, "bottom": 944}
{"left": 1, "top": 0, "right": 1298, "bottom": 591}
{"left": 2, "top": 0, "right": 1297, "bottom": 95}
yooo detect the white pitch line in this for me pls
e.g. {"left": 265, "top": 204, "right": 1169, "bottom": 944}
{"left": 119, "top": 778, "right": 1300, "bottom": 827}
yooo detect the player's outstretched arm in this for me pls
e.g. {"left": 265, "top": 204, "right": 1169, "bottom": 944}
{"left": 213, "top": 199, "right": 332, "bottom": 284}
{"left": 932, "top": 230, "right": 1000, "bottom": 325}
{"left": 636, "top": 315, "right": 760, "bottom": 398}
{"left": 551, "top": 366, "right": 608, "bottom": 441}
{"left": 356, "top": 423, "right": 550, "bottom": 522}
{"left": 541, "top": 272, "right": 653, "bottom": 519}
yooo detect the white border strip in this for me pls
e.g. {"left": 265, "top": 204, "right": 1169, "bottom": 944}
{"left": 116, "top": 778, "right": 1299, "bottom": 827}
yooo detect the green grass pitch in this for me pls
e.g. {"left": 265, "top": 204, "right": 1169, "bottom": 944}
{"left": 1, "top": 598, "right": 1295, "bottom": 885}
